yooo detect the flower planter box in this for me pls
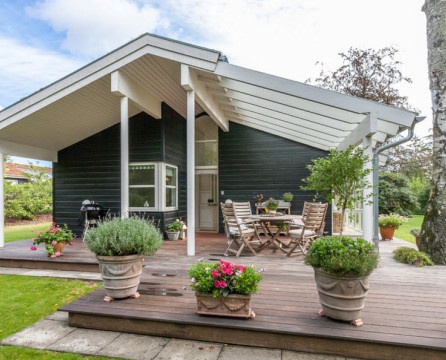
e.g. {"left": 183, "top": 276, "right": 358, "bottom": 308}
{"left": 194, "top": 292, "right": 255, "bottom": 319}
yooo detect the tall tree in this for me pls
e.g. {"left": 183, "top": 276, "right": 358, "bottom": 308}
{"left": 421, "top": 0, "right": 446, "bottom": 265}
{"left": 307, "top": 46, "right": 414, "bottom": 109}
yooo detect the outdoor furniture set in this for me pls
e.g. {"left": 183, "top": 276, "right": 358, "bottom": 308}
{"left": 221, "top": 201, "right": 328, "bottom": 257}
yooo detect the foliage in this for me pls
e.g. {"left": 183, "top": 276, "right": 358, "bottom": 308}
{"left": 5, "top": 222, "right": 52, "bottom": 243}
{"left": 188, "top": 259, "right": 263, "bottom": 298}
{"left": 378, "top": 214, "right": 407, "bottom": 229}
{"left": 394, "top": 215, "right": 424, "bottom": 243}
{"left": 307, "top": 46, "right": 414, "bottom": 110}
{"left": 305, "top": 236, "right": 378, "bottom": 276}
{"left": 0, "top": 275, "right": 101, "bottom": 341}
{"left": 253, "top": 193, "right": 264, "bottom": 203}
{"left": 166, "top": 219, "right": 183, "bottom": 232}
{"left": 264, "top": 197, "right": 279, "bottom": 211}
{"left": 409, "top": 176, "right": 431, "bottom": 215}
{"left": 30, "top": 223, "right": 73, "bottom": 257}
{"left": 282, "top": 192, "right": 294, "bottom": 202}
{"left": 301, "top": 145, "right": 372, "bottom": 238}
{"left": 378, "top": 171, "right": 417, "bottom": 215}
{"left": 4, "top": 166, "right": 52, "bottom": 220}
{"left": 393, "top": 247, "right": 434, "bottom": 267}
{"left": 85, "top": 217, "right": 163, "bottom": 256}
{"left": 410, "top": 228, "right": 421, "bottom": 237}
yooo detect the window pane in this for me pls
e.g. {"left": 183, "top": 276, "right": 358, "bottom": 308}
{"left": 129, "top": 188, "right": 155, "bottom": 207}
{"left": 165, "top": 166, "right": 177, "bottom": 186}
{"left": 129, "top": 165, "right": 155, "bottom": 185}
{"left": 195, "top": 141, "right": 218, "bottom": 166}
{"left": 166, "top": 188, "right": 176, "bottom": 207}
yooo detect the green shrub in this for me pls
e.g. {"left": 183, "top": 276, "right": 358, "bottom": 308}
{"left": 305, "top": 236, "right": 379, "bottom": 276}
{"left": 393, "top": 247, "right": 434, "bottom": 267}
{"left": 85, "top": 217, "right": 163, "bottom": 256}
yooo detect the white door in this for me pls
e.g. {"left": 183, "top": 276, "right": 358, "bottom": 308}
{"left": 197, "top": 174, "right": 218, "bottom": 230}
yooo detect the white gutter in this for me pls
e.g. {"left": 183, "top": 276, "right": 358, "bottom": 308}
{"left": 372, "top": 116, "right": 425, "bottom": 252}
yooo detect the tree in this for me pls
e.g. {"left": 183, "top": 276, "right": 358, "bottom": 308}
{"left": 378, "top": 172, "right": 417, "bottom": 216}
{"left": 307, "top": 46, "right": 415, "bottom": 110}
{"left": 301, "top": 146, "right": 372, "bottom": 239}
{"left": 421, "top": 0, "right": 446, "bottom": 265}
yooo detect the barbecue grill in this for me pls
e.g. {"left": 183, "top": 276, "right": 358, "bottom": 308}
{"left": 80, "top": 200, "right": 108, "bottom": 240}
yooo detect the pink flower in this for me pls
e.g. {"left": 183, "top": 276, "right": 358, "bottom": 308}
{"left": 69, "top": 242, "right": 74, "bottom": 246}
{"left": 214, "top": 280, "right": 227, "bottom": 289}
{"left": 54, "top": 252, "right": 61, "bottom": 257}
{"left": 51, "top": 240, "right": 58, "bottom": 246}
{"left": 30, "top": 245, "right": 37, "bottom": 251}
{"left": 211, "top": 269, "right": 219, "bottom": 277}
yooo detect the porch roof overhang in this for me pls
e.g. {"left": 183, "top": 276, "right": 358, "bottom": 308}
{"left": 0, "top": 33, "right": 418, "bottom": 162}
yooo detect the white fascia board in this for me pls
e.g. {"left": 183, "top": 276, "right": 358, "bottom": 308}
{"left": 214, "top": 61, "right": 417, "bottom": 126}
{"left": 0, "top": 140, "right": 57, "bottom": 162}
{"left": 0, "top": 34, "right": 221, "bottom": 129}
{"left": 181, "top": 65, "right": 229, "bottom": 131}
{"left": 111, "top": 71, "right": 161, "bottom": 119}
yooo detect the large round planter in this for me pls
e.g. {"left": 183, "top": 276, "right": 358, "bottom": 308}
{"left": 194, "top": 292, "right": 255, "bottom": 319}
{"left": 313, "top": 268, "right": 371, "bottom": 326}
{"left": 96, "top": 254, "right": 144, "bottom": 302}
{"left": 48, "top": 242, "right": 66, "bottom": 257}
{"left": 166, "top": 231, "right": 180, "bottom": 240}
{"left": 379, "top": 226, "right": 396, "bottom": 240}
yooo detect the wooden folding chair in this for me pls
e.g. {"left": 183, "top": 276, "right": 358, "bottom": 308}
{"left": 232, "top": 201, "right": 263, "bottom": 240}
{"left": 286, "top": 203, "right": 328, "bottom": 257}
{"left": 221, "top": 202, "right": 259, "bottom": 257}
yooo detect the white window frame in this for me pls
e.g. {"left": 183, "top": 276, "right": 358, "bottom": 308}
{"left": 129, "top": 162, "right": 178, "bottom": 212}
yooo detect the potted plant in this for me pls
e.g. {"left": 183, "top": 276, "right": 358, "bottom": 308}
{"left": 253, "top": 193, "right": 264, "bottom": 205}
{"left": 84, "top": 217, "right": 163, "bottom": 302}
{"left": 305, "top": 236, "right": 379, "bottom": 326}
{"left": 188, "top": 259, "right": 263, "bottom": 319}
{"left": 30, "top": 222, "right": 74, "bottom": 257}
{"left": 378, "top": 214, "right": 406, "bottom": 241}
{"left": 166, "top": 219, "right": 183, "bottom": 240}
{"left": 410, "top": 228, "right": 421, "bottom": 249}
{"left": 301, "top": 145, "right": 375, "bottom": 326}
{"left": 264, "top": 197, "right": 279, "bottom": 215}
{"left": 282, "top": 192, "right": 294, "bottom": 203}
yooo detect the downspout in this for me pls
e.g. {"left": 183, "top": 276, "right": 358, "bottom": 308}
{"left": 372, "top": 116, "right": 425, "bottom": 252}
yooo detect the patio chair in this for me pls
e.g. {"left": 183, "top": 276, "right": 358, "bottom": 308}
{"left": 232, "top": 201, "right": 263, "bottom": 240}
{"left": 221, "top": 202, "right": 259, "bottom": 257}
{"left": 285, "top": 202, "right": 328, "bottom": 257}
{"left": 286, "top": 201, "right": 321, "bottom": 236}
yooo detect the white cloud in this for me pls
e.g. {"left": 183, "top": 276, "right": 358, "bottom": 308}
{"left": 27, "top": 0, "right": 167, "bottom": 58}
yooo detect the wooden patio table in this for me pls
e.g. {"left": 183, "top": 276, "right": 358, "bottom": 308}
{"left": 249, "top": 214, "right": 303, "bottom": 253}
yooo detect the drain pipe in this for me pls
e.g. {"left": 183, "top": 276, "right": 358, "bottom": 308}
{"left": 372, "top": 116, "right": 425, "bottom": 252}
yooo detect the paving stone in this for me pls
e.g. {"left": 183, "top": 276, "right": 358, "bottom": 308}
{"left": 154, "top": 338, "right": 222, "bottom": 360}
{"left": 283, "top": 350, "right": 345, "bottom": 360}
{"left": 47, "top": 328, "right": 120, "bottom": 355}
{"left": 98, "top": 333, "right": 169, "bottom": 360}
{"left": 218, "top": 345, "right": 281, "bottom": 360}
{"left": 0, "top": 319, "right": 74, "bottom": 349}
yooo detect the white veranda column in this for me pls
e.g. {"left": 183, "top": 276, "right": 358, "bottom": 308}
{"left": 363, "top": 136, "right": 373, "bottom": 242}
{"left": 120, "top": 96, "right": 129, "bottom": 218}
{"left": 0, "top": 153, "right": 4, "bottom": 247}
{"left": 186, "top": 90, "right": 195, "bottom": 256}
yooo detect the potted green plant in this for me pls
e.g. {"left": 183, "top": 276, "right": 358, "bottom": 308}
{"left": 305, "top": 236, "right": 378, "bottom": 326}
{"left": 84, "top": 217, "right": 163, "bottom": 302}
{"left": 282, "top": 192, "right": 294, "bottom": 203}
{"left": 264, "top": 197, "right": 279, "bottom": 215}
{"left": 189, "top": 259, "right": 262, "bottom": 319}
{"left": 166, "top": 219, "right": 183, "bottom": 240}
{"left": 301, "top": 145, "right": 375, "bottom": 326}
{"left": 30, "top": 222, "right": 74, "bottom": 257}
{"left": 378, "top": 214, "right": 406, "bottom": 241}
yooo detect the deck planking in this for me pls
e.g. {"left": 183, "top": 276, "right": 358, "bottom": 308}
{"left": 1, "top": 232, "right": 446, "bottom": 359}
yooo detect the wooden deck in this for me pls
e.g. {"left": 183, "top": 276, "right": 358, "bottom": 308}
{"left": 1, "top": 233, "right": 445, "bottom": 360}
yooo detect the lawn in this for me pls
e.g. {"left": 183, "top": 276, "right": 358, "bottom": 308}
{"left": 5, "top": 222, "right": 52, "bottom": 243}
{"left": 394, "top": 215, "right": 424, "bottom": 244}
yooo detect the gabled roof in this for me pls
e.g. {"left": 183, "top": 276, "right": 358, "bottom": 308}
{"left": 0, "top": 33, "right": 418, "bottom": 162}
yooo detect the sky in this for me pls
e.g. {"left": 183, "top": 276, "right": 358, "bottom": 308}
{"left": 0, "top": 0, "right": 432, "bottom": 165}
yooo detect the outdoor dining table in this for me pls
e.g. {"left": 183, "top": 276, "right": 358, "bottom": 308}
{"left": 249, "top": 214, "right": 304, "bottom": 253}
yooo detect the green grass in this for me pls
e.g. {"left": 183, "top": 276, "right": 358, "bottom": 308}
{"left": 5, "top": 222, "right": 52, "bottom": 243}
{"left": 0, "top": 275, "right": 115, "bottom": 359}
{"left": 394, "top": 215, "right": 424, "bottom": 243}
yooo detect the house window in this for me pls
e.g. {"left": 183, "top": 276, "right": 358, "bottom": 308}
{"left": 129, "top": 163, "right": 178, "bottom": 211}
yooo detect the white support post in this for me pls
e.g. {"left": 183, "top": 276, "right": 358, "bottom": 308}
{"left": 0, "top": 153, "right": 4, "bottom": 248}
{"left": 120, "top": 96, "right": 129, "bottom": 218}
{"left": 187, "top": 90, "right": 196, "bottom": 256}
{"left": 363, "top": 136, "right": 373, "bottom": 242}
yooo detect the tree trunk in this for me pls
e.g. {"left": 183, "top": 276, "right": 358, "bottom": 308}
{"left": 421, "top": 0, "right": 446, "bottom": 264}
